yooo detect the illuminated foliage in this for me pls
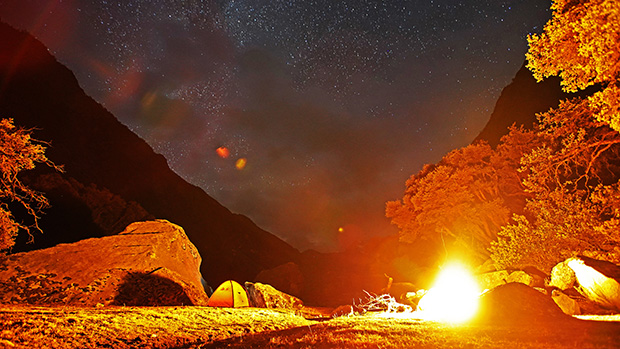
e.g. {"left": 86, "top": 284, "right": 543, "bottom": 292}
{"left": 386, "top": 141, "right": 528, "bottom": 263}
{"left": 391, "top": 0, "right": 620, "bottom": 271}
{"left": 0, "top": 119, "right": 59, "bottom": 251}
{"left": 390, "top": 99, "right": 620, "bottom": 271}
{"left": 491, "top": 99, "right": 620, "bottom": 271}
{"left": 526, "top": 0, "right": 620, "bottom": 131}
{"left": 486, "top": 0, "right": 620, "bottom": 270}
{"left": 495, "top": 0, "right": 620, "bottom": 268}
{"left": 491, "top": 189, "right": 620, "bottom": 271}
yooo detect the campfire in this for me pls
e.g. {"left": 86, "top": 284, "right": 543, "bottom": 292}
{"left": 415, "top": 262, "right": 481, "bottom": 323}
{"left": 362, "top": 262, "right": 481, "bottom": 324}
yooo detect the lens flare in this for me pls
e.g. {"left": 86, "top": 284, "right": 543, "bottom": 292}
{"left": 216, "top": 146, "right": 230, "bottom": 159}
{"left": 416, "top": 263, "right": 480, "bottom": 323}
{"left": 235, "top": 158, "right": 247, "bottom": 170}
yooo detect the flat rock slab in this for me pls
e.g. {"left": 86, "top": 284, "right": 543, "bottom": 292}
{"left": 0, "top": 220, "right": 208, "bottom": 306}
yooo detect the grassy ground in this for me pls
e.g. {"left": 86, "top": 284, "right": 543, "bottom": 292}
{"left": 1, "top": 305, "right": 620, "bottom": 348}
{"left": 207, "top": 314, "right": 620, "bottom": 348}
{"left": 0, "top": 305, "right": 314, "bottom": 348}
{"left": 204, "top": 312, "right": 620, "bottom": 348}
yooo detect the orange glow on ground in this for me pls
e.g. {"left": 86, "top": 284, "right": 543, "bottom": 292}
{"left": 216, "top": 147, "right": 230, "bottom": 159}
{"left": 415, "top": 263, "right": 480, "bottom": 323}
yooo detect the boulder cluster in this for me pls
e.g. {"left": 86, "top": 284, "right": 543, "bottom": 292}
{"left": 0, "top": 220, "right": 305, "bottom": 311}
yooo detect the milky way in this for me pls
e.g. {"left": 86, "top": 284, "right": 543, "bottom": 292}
{"left": 0, "top": 0, "right": 551, "bottom": 252}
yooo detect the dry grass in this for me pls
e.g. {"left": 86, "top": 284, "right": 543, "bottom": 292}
{"left": 1, "top": 305, "right": 620, "bottom": 348}
{"left": 209, "top": 313, "right": 620, "bottom": 348}
{"left": 0, "top": 305, "right": 314, "bottom": 348}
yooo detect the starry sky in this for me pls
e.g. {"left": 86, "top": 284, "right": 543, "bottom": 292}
{"left": 0, "top": 0, "right": 551, "bottom": 252}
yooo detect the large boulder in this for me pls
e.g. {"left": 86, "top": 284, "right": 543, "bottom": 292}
{"left": 0, "top": 220, "right": 208, "bottom": 306}
{"left": 476, "top": 267, "right": 547, "bottom": 291}
{"left": 473, "top": 283, "right": 574, "bottom": 326}
{"left": 566, "top": 256, "right": 620, "bottom": 312}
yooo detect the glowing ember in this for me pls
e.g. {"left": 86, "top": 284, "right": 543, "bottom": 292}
{"left": 416, "top": 263, "right": 480, "bottom": 323}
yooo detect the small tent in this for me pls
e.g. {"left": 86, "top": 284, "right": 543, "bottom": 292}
{"left": 206, "top": 280, "right": 249, "bottom": 307}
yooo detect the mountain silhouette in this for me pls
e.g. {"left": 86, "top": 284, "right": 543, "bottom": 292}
{"left": 0, "top": 22, "right": 300, "bottom": 289}
{"left": 474, "top": 62, "right": 596, "bottom": 147}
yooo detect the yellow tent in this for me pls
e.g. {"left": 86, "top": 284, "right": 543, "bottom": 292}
{"left": 206, "top": 280, "right": 249, "bottom": 307}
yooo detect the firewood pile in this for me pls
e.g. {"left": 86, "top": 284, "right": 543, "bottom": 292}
{"left": 356, "top": 292, "right": 413, "bottom": 314}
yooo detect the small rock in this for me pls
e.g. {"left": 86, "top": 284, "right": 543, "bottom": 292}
{"left": 548, "top": 260, "right": 576, "bottom": 290}
{"left": 244, "top": 282, "right": 303, "bottom": 310}
{"left": 551, "top": 289, "right": 580, "bottom": 315}
{"left": 521, "top": 266, "right": 548, "bottom": 288}
{"left": 330, "top": 305, "right": 355, "bottom": 317}
{"left": 476, "top": 270, "right": 508, "bottom": 291}
{"left": 507, "top": 270, "right": 534, "bottom": 286}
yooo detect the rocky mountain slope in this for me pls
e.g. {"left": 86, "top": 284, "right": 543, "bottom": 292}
{"left": 474, "top": 62, "right": 598, "bottom": 146}
{"left": 474, "top": 63, "right": 566, "bottom": 146}
{"left": 0, "top": 22, "right": 299, "bottom": 289}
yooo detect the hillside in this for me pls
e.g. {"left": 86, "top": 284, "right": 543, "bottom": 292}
{"left": 0, "top": 22, "right": 300, "bottom": 289}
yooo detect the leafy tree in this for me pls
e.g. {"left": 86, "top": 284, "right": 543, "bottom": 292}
{"left": 386, "top": 140, "right": 530, "bottom": 264}
{"left": 0, "top": 118, "right": 60, "bottom": 251}
{"left": 489, "top": 0, "right": 620, "bottom": 270}
{"left": 526, "top": 0, "right": 620, "bottom": 131}
{"left": 491, "top": 99, "right": 620, "bottom": 271}
{"left": 389, "top": 0, "right": 620, "bottom": 271}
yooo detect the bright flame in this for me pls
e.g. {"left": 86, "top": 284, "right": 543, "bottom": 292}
{"left": 416, "top": 263, "right": 480, "bottom": 323}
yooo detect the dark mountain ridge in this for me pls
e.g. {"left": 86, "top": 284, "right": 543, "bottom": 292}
{"left": 0, "top": 22, "right": 299, "bottom": 289}
{"left": 474, "top": 62, "right": 599, "bottom": 147}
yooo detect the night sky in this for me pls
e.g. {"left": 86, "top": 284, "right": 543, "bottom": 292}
{"left": 0, "top": 0, "right": 551, "bottom": 252}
